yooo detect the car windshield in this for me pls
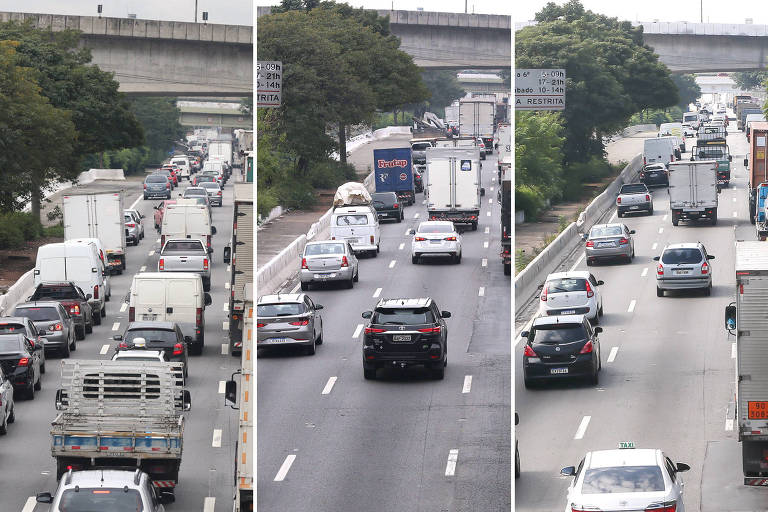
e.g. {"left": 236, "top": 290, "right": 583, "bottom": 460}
{"left": 620, "top": 184, "right": 647, "bottom": 194}
{"left": 305, "top": 244, "right": 345, "bottom": 256}
{"left": 201, "top": 183, "right": 219, "bottom": 190}
{"left": 58, "top": 488, "right": 144, "bottom": 511}
{"left": 546, "top": 278, "right": 587, "bottom": 293}
{"left": 258, "top": 303, "right": 304, "bottom": 317}
{"left": 33, "top": 285, "right": 78, "bottom": 299}
{"left": 418, "top": 223, "right": 453, "bottom": 234}
{"left": 531, "top": 325, "right": 586, "bottom": 344}
{"left": 163, "top": 241, "right": 204, "bottom": 252}
{"left": 589, "top": 226, "right": 622, "bottom": 238}
{"left": 14, "top": 307, "right": 59, "bottom": 321}
{"left": 661, "top": 248, "right": 702, "bottom": 264}
{"left": 124, "top": 329, "right": 177, "bottom": 344}
{"left": 581, "top": 466, "right": 665, "bottom": 494}
{"left": 373, "top": 307, "right": 434, "bottom": 325}
{"left": 146, "top": 175, "right": 167, "bottom": 183}
{"left": 336, "top": 215, "right": 368, "bottom": 226}
{"left": 0, "top": 323, "right": 25, "bottom": 335}
{"left": 184, "top": 189, "right": 207, "bottom": 197}
{"left": 0, "top": 337, "right": 21, "bottom": 352}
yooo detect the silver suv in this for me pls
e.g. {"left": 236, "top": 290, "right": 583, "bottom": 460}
{"left": 654, "top": 242, "right": 714, "bottom": 296}
{"left": 37, "top": 468, "right": 174, "bottom": 511}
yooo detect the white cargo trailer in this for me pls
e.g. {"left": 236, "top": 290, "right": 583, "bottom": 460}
{"left": 667, "top": 160, "right": 719, "bottom": 225}
{"left": 208, "top": 139, "right": 233, "bottom": 165}
{"left": 425, "top": 147, "right": 482, "bottom": 230}
{"left": 459, "top": 98, "right": 495, "bottom": 153}
{"left": 62, "top": 191, "right": 126, "bottom": 272}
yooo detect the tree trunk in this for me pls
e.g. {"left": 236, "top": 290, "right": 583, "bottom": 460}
{"left": 393, "top": 108, "right": 397, "bottom": 125}
{"left": 31, "top": 187, "right": 41, "bottom": 225}
{"left": 338, "top": 123, "right": 347, "bottom": 164}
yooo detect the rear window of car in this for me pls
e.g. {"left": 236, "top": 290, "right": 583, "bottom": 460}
{"left": 258, "top": 303, "right": 304, "bottom": 317}
{"left": 531, "top": 325, "right": 586, "bottom": 344}
{"left": 184, "top": 189, "right": 207, "bottom": 197}
{"left": 0, "top": 323, "right": 25, "bottom": 334}
{"left": 201, "top": 182, "right": 219, "bottom": 190}
{"left": 589, "top": 226, "right": 622, "bottom": 237}
{"left": 197, "top": 176, "right": 215, "bottom": 182}
{"left": 33, "top": 285, "right": 77, "bottom": 299}
{"left": 546, "top": 278, "right": 587, "bottom": 293}
{"left": 59, "top": 487, "right": 144, "bottom": 510}
{"left": 620, "top": 184, "right": 647, "bottom": 194}
{"left": 418, "top": 223, "right": 453, "bottom": 234}
{"left": 581, "top": 466, "right": 665, "bottom": 494}
{"left": 124, "top": 329, "right": 177, "bottom": 344}
{"left": 411, "top": 143, "right": 431, "bottom": 151}
{"left": 372, "top": 194, "right": 395, "bottom": 205}
{"left": 124, "top": 215, "right": 133, "bottom": 223}
{"left": 336, "top": 215, "right": 369, "bottom": 226}
{"left": 13, "top": 307, "right": 59, "bottom": 321}
{"left": 373, "top": 307, "right": 434, "bottom": 325}
{"left": 0, "top": 337, "right": 21, "bottom": 351}
{"left": 146, "top": 175, "right": 167, "bottom": 183}
{"left": 661, "top": 248, "right": 703, "bottom": 264}
{"left": 163, "top": 241, "right": 204, "bottom": 252}
{"left": 305, "top": 244, "right": 344, "bottom": 256}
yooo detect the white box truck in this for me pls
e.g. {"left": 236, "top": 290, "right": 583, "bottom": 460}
{"left": 725, "top": 241, "right": 768, "bottom": 486}
{"left": 459, "top": 98, "right": 495, "bottom": 154}
{"left": 425, "top": 147, "right": 482, "bottom": 230}
{"left": 224, "top": 183, "right": 253, "bottom": 354}
{"left": 62, "top": 191, "right": 126, "bottom": 273}
{"left": 497, "top": 122, "right": 512, "bottom": 178}
{"left": 208, "top": 139, "right": 233, "bottom": 166}
{"left": 667, "top": 160, "right": 719, "bottom": 225}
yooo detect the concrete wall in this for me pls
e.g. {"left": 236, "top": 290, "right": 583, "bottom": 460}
{"left": 0, "top": 12, "right": 252, "bottom": 96}
{"left": 0, "top": 270, "right": 35, "bottom": 317}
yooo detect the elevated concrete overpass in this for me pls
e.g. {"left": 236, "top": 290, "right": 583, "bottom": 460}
{"left": 516, "top": 20, "right": 768, "bottom": 73}
{"left": 0, "top": 11, "right": 252, "bottom": 96}
{"left": 178, "top": 103, "right": 253, "bottom": 129}
{"left": 257, "top": 7, "right": 510, "bottom": 69}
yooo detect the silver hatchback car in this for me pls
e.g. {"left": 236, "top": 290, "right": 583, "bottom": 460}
{"left": 654, "top": 242, "right": 714, "bottom": 296}
{"left": 300, "top": 240, "right": 359, "bottom": 290}
{"left": 257, "top": 293, "right": 324, "bottom": 355}
{"left": 584, "top": 223, "right": 635, "bottom": 265}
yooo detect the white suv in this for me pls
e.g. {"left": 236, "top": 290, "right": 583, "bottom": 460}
{"left": 538, "top": 271, "right": 604, "bottom": 322}
{"left": 411, "top": 221, "right": 462, "bottom": 264}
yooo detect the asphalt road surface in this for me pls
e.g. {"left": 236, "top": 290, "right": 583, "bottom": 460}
{"left": 258, "top": 152, "right": 512, "bottom": 512}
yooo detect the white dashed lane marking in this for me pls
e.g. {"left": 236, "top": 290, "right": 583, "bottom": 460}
{"left": 221, "top": 343, "right": 228, "bottom": 355}
{"left": 483, "top": 241, "right": 489, "bottom": 249}
{"left": 484, "top": 227, "right": 490, "bottom": 234}
{"left": 225, "top": 282, "right": 231, "bottom": 289}
{"left": 726, "top": 419, "right": 734, "bottom": 431}
{"left": 353, "top": 324, "right": 364, "bottom": 338}
{"left": 733, "top": 211, "right": 738, "bottom": 217}
{"left": 662, "top": 214, "right": 668, "bottom": 221}
{"left": 398, "top": 243, "right": 405, "bottom": 250}
{"left": 140, "top": 265, "right": 146, "bottom": 272}
{"left": 212, "top": 429, "right": 222, "bottom": 448}
{"left": 274, "top": 455, "right": 297, "bottom": 481}
{"left": 218, "top": 381, "right": 226, "bottom": 394}
{"left": 129, "top": 194, "right": 142, "bottom": 210}
{"left": 481, "top": 258, "right": 487, "bottom": 267}
{"left": 627, "top": 300, "right": 636, "bottom": 313}
{"left": 321, "top": 376, "right": 337, "bottom": 395}
{"left": 732, "top": 343, "right": 737, "bottom": 359}
{"left": 21, "top": 497, "right": 35, "bottom": 512}
{"left": 462, "top": 375, "right": 472, "bottom": 393}
{"left": 574, "top": 416, "right": 591, "bottom": 440}
{"left": 223, "top": 303, "right": 228, "bottom": 312}
{"left": 445, "top": 449, "right": 459, "bottom": 476}
{"left": 641, "top": 268, "right": 648, "bottom": 277}
{"left": 414, "top": 213, "right": 420, "bottom": 219}
{"left": 373, "top": 288, "right": 382, "bottom": 298}
{"left": 120, "top": 303, "right": 127, "bottom": 312}
{"left": 100, "top": 344, "right": 110, "bottom": 355}
{"left": 148, "top": 250, "right": 155, "bottom": 256}
{"left": 478, "top": 287, "right": 485, "bottom": 297}
{"left": 607, "top": 347, "right": 618, "bottom": 363}
{"left": 389, "top": 260, "right": 396, "bottom": 268}
{"left": 652, "top": 242, "right": 658, "bottom": 251}
{"left": 203, "top": 497, "right": 216, "bottom": 512}
{"left": 222, "top": 321, "right": 229, "bottom": 330}
{"left": 486, "top": 211, "right": 491, "bottom": 216}
{"left": 111, "top": 322, "right": 120, "bottom": 331}
{"left": 658, "top": 227, "right": 663, "bottom": 234}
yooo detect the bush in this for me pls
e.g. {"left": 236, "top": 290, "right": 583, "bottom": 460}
{"left": 515, "top": 184, "right": 547, "bottom": 220}
{"left": 308, "top": 160, "right": 357, "bottom": 189}
{"left": 257, "top": 189, "right": 279, "bottom": 218}
{"left": 43, "top": 223, "right": 64, "bottom": 238}
{"left": 273, "top": 179, "right": 316, "bottom": 210}
{"left": 0, "top": 212, "right": 43, "bottom": 249}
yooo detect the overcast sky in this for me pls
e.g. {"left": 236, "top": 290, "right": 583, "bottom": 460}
{"left": 517, "top": 0, "right": 768, "bottom": 24}
{"left": 0, "top": 0, "right": 253, "bottom": 25}
{"left": 255, "top": 0, "right": 511, "bottom": 16}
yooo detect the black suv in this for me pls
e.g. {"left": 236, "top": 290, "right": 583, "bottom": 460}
{"left": 113, "top": 322, "right": 190, "bottom": 378}
{"left": 361, "top": 298, "right": 450, "bottom": 380}
{"left": 371, "top": 192, "right": 404, "bottom": 222}
{"left": 521, "top": 315, "right": 602, "bottom": 388}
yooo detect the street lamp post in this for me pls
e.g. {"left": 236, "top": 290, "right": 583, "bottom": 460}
{"left": 195, "top": 0, "right": 198, "bottom": 23}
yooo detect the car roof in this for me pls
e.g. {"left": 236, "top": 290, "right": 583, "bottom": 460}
{"left": 590, "top": 223, "right": 623, "bottom": 229}
{"left": 125, "top": 321, "right": 177, "bottom": 330}
{"left": 418, "top": 220, "right": 454, "bottom": 227}
{"left": 532, "top": 315, "right": 585, "bottom": 327}
{"left": 546, "top": 271, "right": 590, "bottom": 280}
{"left": 62, "top": 469, "right": 146, "bottom": 487}
{"left": 586, "top": 448, "right": 661, "bottom": 469}
{"left": 376, "top": 298, "right": 432, "bottom": 308}
{"left": 259, "top": 293, "right": 304, "bottom": 304}
{"left": 15, "top": 301, "right": 62, "bottom": 309}
{"left": 663, "top": 242, "right": 701, "bottom": 250}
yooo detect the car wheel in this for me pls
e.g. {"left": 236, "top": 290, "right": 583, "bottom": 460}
{"left": 598, "top": 303, "right": 603, "bottom": 317}
{"left": 523, "top": 376, "right": 535, "bottom": 389}
{"left": 515, "top": 446, "right": 520, "bottom": 478}
{"left": 101, "top": 307, "right": 106, "bottom": 318}
{"left": 617, "top": 210, "right": 623, "bottom": 218}
{"left": 363, "top": 366, "right": 376, "bottom": 380}
{"left": 412, "top": 255, "right": 419, "bottom": 264}
{"left": 657, "top": 287, "right": 664, "bottom": 297}
{"left": 671, "top": 215, "right": 679, "bottom": 226}
{"left": 7, "top": 404, "right": 14, "bottom": 424}
{"left": 316, "top": 332, "right": 323, "bottom": 345}
{"left": 25, "top": 381, "right": 35, "bottom": 400}
{"left": 649, "top": 206, "right": 654, "bottom": 215}
{"left": 586, "top": 258, "right": 593, "bottom": 266}
{"left": 353, "top": 270, "right": 359, "bottom": 283}
{"left": 144, "top": 194, "right": 148, "bottom": 200}
{"left": 85, "top": 321, "right": 93, "bottom": 334}
{"left": 61, "top": 342, "right": 71, "bottom": 358}
{"left": 34, "top": 374, "right": 41, "bottom": 391}
{"left": 0, "top": 409, "right": 8, "bottom": 435}
{"left": 589, "top": 367, "right": 599, "bottom": 386}
{"left": 300, "top": 281, "right": 310, "bottom": 291}
{"left": 306, "top": 341, "right": 316, "bottom": 355}
{"left": 40, "top": 361, "right": 46, "bottom": 374}
{"left": 455, "top": 252, "right": 462, "bottom": 264}
{"left": 346, "top": 277, "right": 354, "bottom": 289}
{"left": 397, "top": 215, "right": 402, "bottom": 223}
{"left": 705, "top": 284, "right": 712, "bottom": 296}
{"left": 75, "top": 326, "right": 85, "bottom": 340}
{"left": 432, "top": 365, "right": 445, "bottom": 380}
{"left": 93, "top": 311, "right": 101, "bottom": 326}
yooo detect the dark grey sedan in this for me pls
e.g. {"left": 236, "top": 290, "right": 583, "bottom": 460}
{"left": 257, "top": 294, "right": 324, "bottom": 355}
{"left": 12, "top": 302, "right": 76, "bottom": 357}
{"left": 584, "top": 223, "right": 635, "bottom": 265}
{"left": 144, "top": 174, "right": 171, "bottom": 199}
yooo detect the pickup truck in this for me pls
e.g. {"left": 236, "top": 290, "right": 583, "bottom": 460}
{"left": 616, "top": 183, "right": 653, "bottom": 217}
{"left": 158, "top": 239, "right": 211, "bottom": 291}
{"left": 28, "top": 282, "right": 93, "bottom": 340}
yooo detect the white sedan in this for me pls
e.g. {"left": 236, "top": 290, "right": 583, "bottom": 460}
{"left": 538, "top": 271, "right": 603, "bottom": 322}
{"left": 411, "top": 221, "right": 462, "bottom": 264}
{"left": 561, "top": 444, "right": 689, "bottom": 512}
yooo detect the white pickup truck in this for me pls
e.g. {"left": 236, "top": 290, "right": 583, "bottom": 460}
{"left": 616, "top": 183, "right": 653, "bottom": 217}
{"left": 158, "top": 239, "right": 212, "bottom": 291}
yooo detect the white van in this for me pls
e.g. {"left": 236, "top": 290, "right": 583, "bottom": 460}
{"left": 170, "top": 155, "right": 191, "bottom": 179}
{"left": 644, "top": 137, "right": 677, "bottom": 166}
{"left": 160, "top": 203, "right": 216, "bottom": 252}
{"left": 658, "top": 122, "right": 685, "bottom": 153}
{"left": 683, "top": 111, "right": 701, "bottom": 130}
{"left": 128, "top": 272, "right": 212, "bottom": 355}
{"left": 34, "top": 242, "right": 107, "bottom": 323}
{"left": 66, "top": 238, "right": 111, "bottom": 300}
{"left": 330, "top": 206, "right": 380, "bottom": 257}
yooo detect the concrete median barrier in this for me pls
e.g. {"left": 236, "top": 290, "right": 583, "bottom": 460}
{"left": 257, "top": 234, "right": 308, "bottom": 297}
{"left": 0, "top": 269, "right": 35, "bottom": 317}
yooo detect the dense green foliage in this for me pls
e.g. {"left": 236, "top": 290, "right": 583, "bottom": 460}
{"left": 515, "top": 111, "right": 565, "bottom": 219}
{"left": 671, "top": 75, "right": 701, "bottom": 109}
{"left": 733, "top": 71, "right": 768, "bottom": 90}
{"left": 629, "top": 106, "right": 684, "bottom": 126}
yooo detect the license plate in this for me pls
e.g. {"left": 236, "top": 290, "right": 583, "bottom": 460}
{"left": 142, "top": 314, "right": 157, "bottom": 321}
{"left": 560, "top": 309, "right": 576, "bottom": 315}
{"left": 749, "top": 401, "right": 768, "bottom": 419}
{"left": 265, "top": 337, "right": 292, "bottom": 343}
{"left": 392, "top": 335, "right": 411, "bottom": 342}
{"left": 674, "top": 270, "right": 690, "bottom": 275}
{"left": 430, "top": 240, "right": 442, "bottom": 244}
{"left": 597, "top": 242, "right": 614, "bottom": 248}
{"left": 346, "top": 238, "right": 359, "bottom": 244}
{"left": 551, "top": 368, "right": 568, "bottom": 374}
{"left": 630, "top": 205, "right": 640, "bottom": 210}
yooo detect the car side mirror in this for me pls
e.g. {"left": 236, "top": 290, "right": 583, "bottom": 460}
{"left": 515, "top": 412, "right": 519, "bottom": 426}
{"left": 211, "top": 226, "right": 217, "bottom": 235}
{"left": 204, "top": 293, "right": 212, "bottom": 306}
{"left": 361, "top": 311, "right": 372, "bottom": 319}
{"left": 36, "top": 492, "right": 53, "bottom": 504}
{"left": 729, "top": 155, "right": 733, "bottom": 161}
{"left": 725, "top": 304, "right": 737, "bottom": 330}
{"left": 629, "top": 230, "right": 636, "bottom": 234}
{"left": 154, "top": 205, "right": 159, "bottom": 210}
{"left": 158, "top": 490, "right": 176, "bottom": 504}
{"left": 653, "top": 256, "right": 660, "bottom": 261}
{"left": 596, "top": 280, "right": 604, "bottom": 286}
{"left": 707, "top": 255, "right": 715, "bottom": 259}
{"left": 594, "top": 326, "right": 603, "bottom": 334}
{"left": 86, "top": 293, "right": 92, "bottom": 300}
{"left": 224, "top": 379, "right": 237, "bottom": 406}
{"left": 39, "top": 330, "right": 47, "bottom": 336}
{"left": 560, "top": 466, "right": 576, "bottom": 477}
{"left": 182, "top": 390, "right": 192, "bottom": 411}
{"left": 441, "top": 311, "right": 451, "bottom": 318}
{"left": 676, "top": 462, "right": 690, "bottom": 472}
{"left": 315, "top": 304, "right": 324, "bottom": 310}
{"left": 208, "top": 247, "right": 213, "bottom": 254}
{"left": 520, "top": 330, "right": 529, "bottom": 339}
{"left": 113, "top": 334, "right": 123, "bottom": 341}
{"left": 745, "top": 158, "right": 749, "bottom": 167}
{"left": 223, "top": 246, "right": 231, "bottom": 264}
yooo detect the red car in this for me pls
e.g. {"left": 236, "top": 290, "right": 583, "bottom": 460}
{"left": 161, "top": 165, "right": 179, "bottom": 186}
{"left": 153, "top": 200, "right": 176, "bottom": 230}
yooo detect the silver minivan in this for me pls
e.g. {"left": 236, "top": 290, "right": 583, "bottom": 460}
{"left": 654, "top": 242, "right": 714, "bottom": 296}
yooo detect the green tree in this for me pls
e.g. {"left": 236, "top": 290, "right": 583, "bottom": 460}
{"left": 515, "top": 111, "right": 565, "bottom": 218}
{"left": 733, "top": 71, "right": 768, "bottom": 90}
{"left": 0, "top": 41, "right": 77, "bottom": 215}
{"left": 415, "top": 70, "right": 464, "bottom": 119}
{"left": 671, "top": 74, "right": 701, "bottom": 109}
{"left": 127, "top": 97, "right": 183, "bottom": 154}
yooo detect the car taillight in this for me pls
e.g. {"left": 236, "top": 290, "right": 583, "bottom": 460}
{"left": 585, "top": 280, "right": 594, "bottom": 298}
{"left": 196, "top": 307, "right": 202, "bottom": 328}
{"left": 415, "top": 236, "right": 427, "bottom": 241}
{"left": 159, "top": 259, "right": 165, "bottom": 270}
{"left": 541, "top": 286, "right": 548, "bottom": 301}
{"left": 370, "top": 235, "right": 375, "bottom": 244}
{"left": 143, "top": 183, "right": 147, "bottom": 189}
{"left": 643, "top": 156, "right": 647, "bottom": 165}
{"left": 645, "top": 504, "right": 676, "bottom": 512}
{"left": 93, "top": 285, "right": 99, "bottom": 300}
{"left": 523, "top": 345, "right": 538, "bottom": 357}
{"left": 17, "top": 357, "right": 29, "bottom": 366}
{"left": 166, "top": 183, "right": 170, "bottom": 189}
{"left": 257, "top": 323, "right": 265, "bottom": 328}
{"left": 657, "top": 264, "right": 664, "bottom": 275}
{"left": 207, "top": 235, "right": 212, "bottom": 249}
{"left": 393, "top": 203, "right": 399, "bottom": 208}
{"left": 579, "top": 340, "right": 594, "bottom": 354}
{"left": 444, "top": 236, "right": 457, "bottom": 241}
{"left": 418, "top": 327, "right": 441, "bottom": 333}
{"left": 617, "top": 197, "right": 622, "bottom": 204}
{"left": 341, "top": 256, "right": 349, "bottom": 267}
{"left": 301, "top": 258, "right": 308, "bottom": 269}
{"left": 639, "top": 171, "right": 645, "bottom": 178}
{"left": 364, "top": 327, "right": 385, "bottom": 334}
{"left": 289, "top": 320, "right": 309, "bottom": 326}
{"left": 173, "top": 343, "right": 183, "bottom": 356}
{"left": 218, "top": 191, "right": 222, "bottom": 195}
{"left": 701, "top": 262, "right": 709, "bottom": 275}
{"left": 619, "top": 238, "right": 629, "bottom": 245}
{"left": 585, "top": 240, "right": 594, "bottom": 247}
{"left": 202, "top": 258, "right": 209, "bottom": 270}
{"left": 127, "top": 223, "right": 135, "bottom": 228}
{"left": 645, "top": 194, "right": 650, "bottom": 201}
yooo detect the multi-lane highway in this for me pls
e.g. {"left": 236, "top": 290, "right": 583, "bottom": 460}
{"left": 258, "top": 150, "right": 511, "bottom": 511}
{"left": 0, "top": 178, "right": 239, "bottom": 512}
{"left": 515, "top": 118, "right": 751, "bottom": 510}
